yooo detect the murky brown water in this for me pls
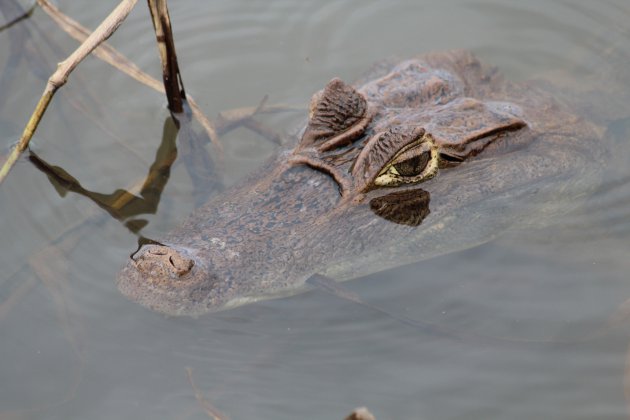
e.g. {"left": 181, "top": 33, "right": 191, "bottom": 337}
{"left": 2, "top": 1, "right": 630, "bottom": 419}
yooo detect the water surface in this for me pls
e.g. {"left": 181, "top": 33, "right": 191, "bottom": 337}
{"left": 1, "top": 1, "right": 630, "bottom": 419}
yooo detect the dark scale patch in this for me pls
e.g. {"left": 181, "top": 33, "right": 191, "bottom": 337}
{"left": 369, "top": 188, "right": 431, "bottom": 227}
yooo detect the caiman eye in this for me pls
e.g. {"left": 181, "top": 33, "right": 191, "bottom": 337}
{"left": 393, "top": 151, "right": 431, "bottom": 176}
{"left": 372, "top": 132, "right": 438, "bottom": 187}
{"left": 352, "top": 126, "right": 438, "bottom": 191}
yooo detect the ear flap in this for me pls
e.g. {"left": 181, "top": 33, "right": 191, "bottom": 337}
{"left": 369, "top": 188, "right": 430, "bottom": 226}
{"left": 300, "top": 78, "right": 372, "bottom": 151}
{"left": 352, "top": 126, "right": 425, "bottom": 192}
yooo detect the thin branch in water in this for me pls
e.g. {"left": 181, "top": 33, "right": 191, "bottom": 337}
{"left": 35, "top": 0, "right": 222, "bottom": 157}
{"left": 241, "top": 118, "right": 285, "bottom": 145}
{"left": 147, "top": 0, "right": 184, "bottom": 113}
{"left": 217, "top": 103, "right": 303, "bottom": 123}
{"left": 0, "top": 0, "right": 140, "bottom": 184}
{"left": 37, "top": 0, "right": 161, "bottom": 90}
{"left": 214, "top": 96, "right": 302, "bottom": 144}
{"left": 185, "top": 367, "right": 230, "bottom": 420}
{"left": 2, "top": 0, "right": 300, "bottom": 186}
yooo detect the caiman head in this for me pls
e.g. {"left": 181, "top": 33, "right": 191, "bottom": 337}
{"left": 117, "top": 50, "right": 603, "bottom": 316}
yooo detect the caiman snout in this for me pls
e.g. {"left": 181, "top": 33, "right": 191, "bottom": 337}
{"left": 117, "top": 244, "right": 229, "bottom": 316}
{"left": 132, "top": 245, "right": 194, "bottom": 279}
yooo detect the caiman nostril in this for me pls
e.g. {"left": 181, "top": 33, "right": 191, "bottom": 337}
{"left": 168, "top": 254, "right": 194, "bottom": 276}
{"left": 133, "top": 245, "right": 194, "bottom": 279}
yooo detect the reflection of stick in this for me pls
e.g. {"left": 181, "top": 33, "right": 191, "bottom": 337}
{"left": 0, "top": 0, "right": 140, "bottom": 184}
{"left": 0, "top": 0, "right": 35, "bottom": 32}
{"left": 36, "top": 0, "right": 222, "bottom": 155}
{"left": 1, "top": 116, "right": 181, "bottom": 322}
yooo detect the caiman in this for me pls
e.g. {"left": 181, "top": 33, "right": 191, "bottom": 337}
{"left": 117, "top": 50, "right": 609, "bottom": 316}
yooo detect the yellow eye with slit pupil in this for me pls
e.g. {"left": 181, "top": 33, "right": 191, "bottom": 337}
{"left": 372, "top": 132, "right": 438, "bottom": 187}
{"left": 352, "top": 126, "right": 439, "bottom": 191}
{"left": 393, "top": 151, "right": 431, "bottom": 177}
{"left": 374, "top": 134, "right": 438, "bottom": 187}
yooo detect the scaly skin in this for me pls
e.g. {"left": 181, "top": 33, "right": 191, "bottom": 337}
{"left": 117, "top": 50, "right": 605, "bottom": 316}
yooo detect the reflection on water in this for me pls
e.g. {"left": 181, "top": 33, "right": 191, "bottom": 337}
{"left": 1, "top": 0, "right": 630, "bottom": 419}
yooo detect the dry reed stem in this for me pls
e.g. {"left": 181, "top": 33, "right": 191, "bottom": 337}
{"left": 35, "top": 0, "right": 222, "bottom": 154}
{"left": 37, "top": 0, "right": 300, "bottom": 154}
{"left": 147, "top": 0, "right": 183, "bottom": 112}
{"left": 0, "top": 0, "right": 140, "bottom": 184}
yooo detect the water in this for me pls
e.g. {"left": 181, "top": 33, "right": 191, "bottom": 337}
{"left": 1, "top": 0, "right": 630, "bottom": 418}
